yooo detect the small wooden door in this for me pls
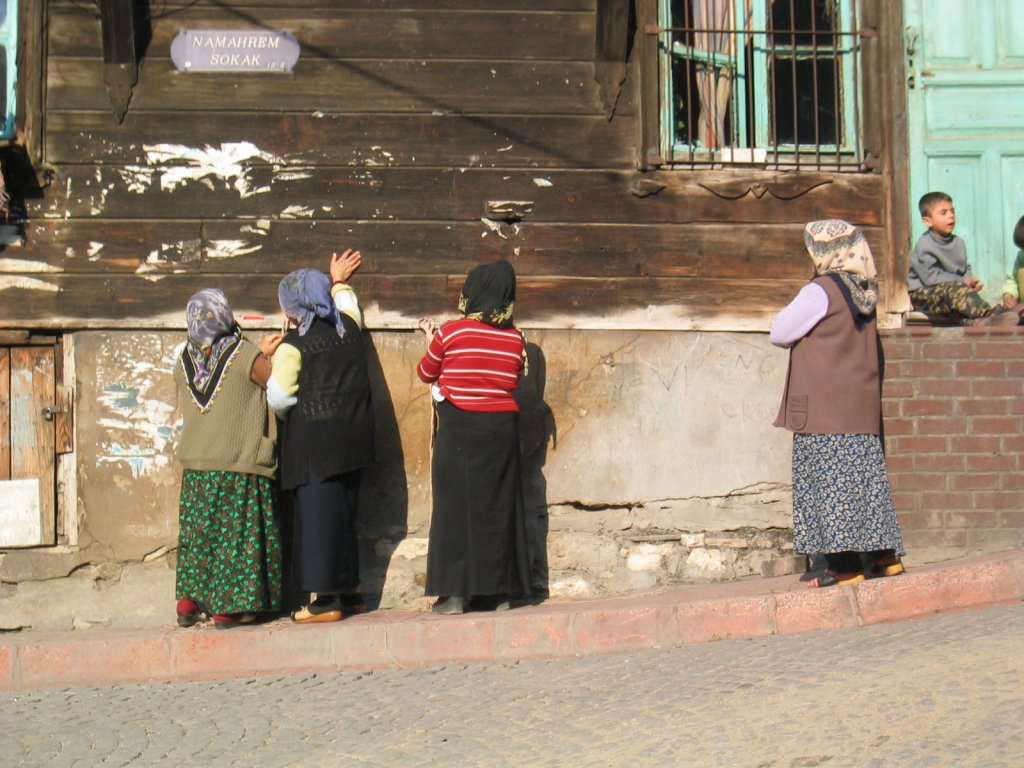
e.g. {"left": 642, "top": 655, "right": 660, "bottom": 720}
{"left": 0, "top": 344, "right": 71, "bottom": 547}
{"left": 905, "top": 0, "right": 1024, "bottom": 303}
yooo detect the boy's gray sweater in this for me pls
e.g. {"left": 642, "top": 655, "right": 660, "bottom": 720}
{"left": 908, "top": 230, "right": 971, "bottom": 291}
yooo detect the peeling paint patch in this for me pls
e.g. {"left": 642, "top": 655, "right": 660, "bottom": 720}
{"left": 0, "top": 276, "right": 60, "bottom": 293}
{"left": 0, "top": 258, "right": 63, "bottom": 273}
{"left": 280, "top": 205, "right": 314, "bottom": 219}
{"left": 207, "top": 239, "right": 263, "bottom": 258}
{"left": 533, "top": 177, "right": 554, "bottom": 187}
{"left": 117, "top": 142, "right": 314, "bottom": 199}
{"left": 88, "top": 242, "right": 105, "bottom": 261}
{"left": 95, "top": 345, "right": 179, "bottom": 479}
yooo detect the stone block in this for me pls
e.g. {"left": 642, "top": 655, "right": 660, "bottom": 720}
{"left": 626, "top": 543, "right": 674, "bottom": 572}
{"left": 572, "top": 603, "right": 679, "bottom": 654}
{"left": 170, "top": 622, "right": 334, "bottom": 679}
{"left": 774, "top": 586, "right": 858, "bottom": 634}
{"left": 329, "top": 617, "right": 395, "bottom": 669}
{"left": 761, "top": 555, "right": 808, "bottom": 578}
{"left": 674, "top": 596, "right": 774, "bottom": 643}
{"left": 0, "top": 644, "right": 13, "bottom": 689}
{"left": 547, "top": 531, "right": 619, "bottom": 572}
{"left": 385, "top": 614, "right": 494, "bottom": 666}
{"left": 492, "top": 611, "right": 575, "bottom": 660}
{"left": 855, "top": 561, "right": 1021, "bottom": 625}
{"left": 548, "top": 574, "right": 597, "bottom": 599}
{"left": 17, "top": 632, "right": 172, "bottom": 688}
{"left": 682, "top": 547, "right": 739, "bottom": 581}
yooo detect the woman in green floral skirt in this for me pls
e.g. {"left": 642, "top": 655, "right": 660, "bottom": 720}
{"left": 173, "top": 288, "right": 284, "bottom": 628}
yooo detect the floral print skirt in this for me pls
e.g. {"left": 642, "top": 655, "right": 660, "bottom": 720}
{"left": 791, "top": 433, "right": 904, "bottom": 556}
{"left": 175, "top": 469, "right": 282, "bottom": 615}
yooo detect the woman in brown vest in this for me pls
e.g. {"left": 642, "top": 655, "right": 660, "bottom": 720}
{"left": 771, "top": 220, "right": 905, "bottom": 587}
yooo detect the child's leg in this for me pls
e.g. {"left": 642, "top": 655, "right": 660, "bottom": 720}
{"left": 910, "top": 281, "right": 992, "bottom": 323}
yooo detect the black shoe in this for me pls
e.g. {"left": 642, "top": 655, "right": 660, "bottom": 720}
{"left": 469, "top": 594, "right": 511, "bottom": 612}
{"left": 432, "top": 596, "right": 465, "bottom": 615}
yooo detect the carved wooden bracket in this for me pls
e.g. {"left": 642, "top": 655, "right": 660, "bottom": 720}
{"left": 698, "top": 176, "right": 834, "bottom": 200}
{"left": 629, "top": 178, "right": 667, "bottom": 198}
{"left": 594, "top": 0, "right": 631, "bottom": 120}
{"left": 100, "top": 0, "right": 139, "bottom": 123}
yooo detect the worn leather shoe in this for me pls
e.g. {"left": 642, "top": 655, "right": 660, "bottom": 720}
{"left": 432, "top": 596, "right": 465, "bottom": 615}
{"left": 292, "top": 599, "right": 342, "bottom": 624}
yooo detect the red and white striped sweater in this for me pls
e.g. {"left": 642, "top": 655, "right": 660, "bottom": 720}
{"left": 416, "top": 317, "right": 525, "bottom": 412}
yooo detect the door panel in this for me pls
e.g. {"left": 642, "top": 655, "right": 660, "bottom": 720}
{"left": 906, "top": 0, "right": 1024, "bottom": 304}
{"left": 0, "top": 346, "right": 56, "bottom": 547}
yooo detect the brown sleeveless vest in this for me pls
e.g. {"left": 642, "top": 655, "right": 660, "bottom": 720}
{"left": 773, "top": 275, "right": 882, "bottom": 435}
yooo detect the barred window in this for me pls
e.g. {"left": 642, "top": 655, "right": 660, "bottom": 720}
{"left": 660, "top": 0, "right": 864, "bottom": 170}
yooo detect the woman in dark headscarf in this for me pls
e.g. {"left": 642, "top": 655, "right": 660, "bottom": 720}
{"left": 268, "top": 249, "right": 375, "bottom": 623}
{"left": 174, "top": 288, "right": 283, "bottom": 628}
{"left": 417, "top": 260, "right": 532, "bottom": 614}
{"left": 771, "top": 220, "right": 906, "bottom": 587}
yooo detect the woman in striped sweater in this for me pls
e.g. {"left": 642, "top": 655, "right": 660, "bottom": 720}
{"left": 417, "top": 260, "right": 532, "bottom": 614}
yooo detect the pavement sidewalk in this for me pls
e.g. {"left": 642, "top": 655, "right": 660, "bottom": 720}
{"left": 3, "top": 548, "right": 1022, "bottom": 691}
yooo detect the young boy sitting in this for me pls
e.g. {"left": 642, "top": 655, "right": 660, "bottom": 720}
{"left": 907, "top": 191, "right": 1020, "bottom": 326}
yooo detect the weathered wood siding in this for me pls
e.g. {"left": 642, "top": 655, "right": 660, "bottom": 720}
{"left": 1, "top": 0, "right": 892, "bottom": 330}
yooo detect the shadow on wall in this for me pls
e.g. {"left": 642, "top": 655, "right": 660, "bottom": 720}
{"left": 0, "top": 144, "right": 43, "bottom": 248}
{"left": 516, "top": 341, "right": 556, "bottom": 599}
{"left": 357, "top": 332, "right": 409, "bottom": 608}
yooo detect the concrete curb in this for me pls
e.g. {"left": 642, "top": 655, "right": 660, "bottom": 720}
{"left": 3, "top": 549, "right": 1022, "bottom": 691}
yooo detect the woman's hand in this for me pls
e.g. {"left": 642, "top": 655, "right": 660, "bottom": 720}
{"left": 259, "top": 333, "right": 284, "bottom": 358}
{"left": 1002, "top": 292, "right": 1018, "bottom": 309}
{"left": 417, "top": 318, "right": 437, "bottom": 337}
{"left": 330, "top": 249, "right": 362, "bottom": 284}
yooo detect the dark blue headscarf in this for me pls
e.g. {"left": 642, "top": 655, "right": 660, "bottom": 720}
{"left": 278, "top": 269, "right": 345, "bottom": 337}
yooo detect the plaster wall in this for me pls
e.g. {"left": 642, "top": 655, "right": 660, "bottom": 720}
{"left": 0, "top": 328, "right": 795, "bottom": 631}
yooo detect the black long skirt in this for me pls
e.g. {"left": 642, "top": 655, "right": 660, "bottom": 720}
{"left": 291, "top": 466, "right": 362, "bottom": 594}
{"left": 425, "top": 401, "right": 532, "bottom": 599}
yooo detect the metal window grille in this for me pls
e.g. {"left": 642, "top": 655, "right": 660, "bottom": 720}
{"left": 659, "top": 0, "right": 865, "bottom": 171}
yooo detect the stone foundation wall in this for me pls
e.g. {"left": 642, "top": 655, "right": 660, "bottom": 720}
{"left": 1, "top": 328, "right": 798, "bottom": 630}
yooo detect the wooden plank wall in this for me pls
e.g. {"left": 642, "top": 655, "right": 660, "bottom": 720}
{"left": 0, "top": 0, "right": 889, "bottom": 330}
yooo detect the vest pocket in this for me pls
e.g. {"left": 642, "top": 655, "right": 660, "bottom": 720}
{"left": 787, "top": 394, "right": 808, "bottom": 431}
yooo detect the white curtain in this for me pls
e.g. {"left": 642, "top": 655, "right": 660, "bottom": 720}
{"left": 691, "top": 0, "right": 734, "bottom": 149}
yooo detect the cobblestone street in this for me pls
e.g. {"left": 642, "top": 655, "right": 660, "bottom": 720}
{"left": 4, "top": 602, "right": 1023, "bottom": 767}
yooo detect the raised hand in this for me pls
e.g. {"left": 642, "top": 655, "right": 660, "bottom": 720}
{"left": 330, "top": 249, "right": 362, "bottom": 284}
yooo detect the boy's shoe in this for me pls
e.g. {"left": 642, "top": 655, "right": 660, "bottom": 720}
{"left": 971, "top": 308, "right": 1020, "bottom": 327}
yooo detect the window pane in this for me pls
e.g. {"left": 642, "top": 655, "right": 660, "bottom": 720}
{"left": 771, "top": 0, "right": 837, "bottom": 46}
{"left": 770, "top": 56, "right": 838, "bottom": 146}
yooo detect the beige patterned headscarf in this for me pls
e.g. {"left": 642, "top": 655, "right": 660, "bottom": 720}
{"left": 803, "top": 219, "right": 879, "bottom": 316}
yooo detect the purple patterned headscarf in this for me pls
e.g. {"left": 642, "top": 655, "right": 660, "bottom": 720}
{"left": 278, "top": 269, "right": 345, "bottom": 337}
{"left": 181, "top": 288, "right": 242, "bottom": 410}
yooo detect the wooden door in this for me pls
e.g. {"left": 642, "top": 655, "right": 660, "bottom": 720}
{"left": 905, "top": 0, "right": 1024, "bottom": 303}
{"left": 0, "top": 345, "right": 62, "bottom": 547}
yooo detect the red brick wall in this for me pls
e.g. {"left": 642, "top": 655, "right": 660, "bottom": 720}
{"left": 882, "top": 326, "right": 1024, "bottom": 562}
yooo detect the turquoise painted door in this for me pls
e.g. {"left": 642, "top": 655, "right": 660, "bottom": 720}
{"left": 905, "top": 0, "right": 1024, "bottom": 303}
